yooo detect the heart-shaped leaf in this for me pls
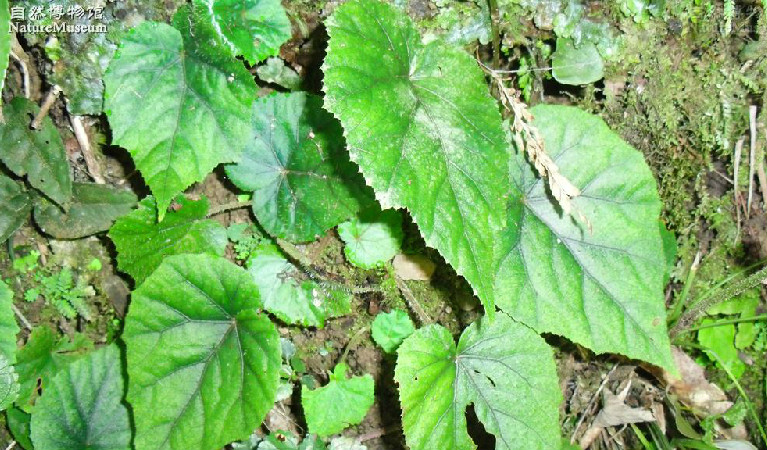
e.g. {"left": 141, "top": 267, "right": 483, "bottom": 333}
{"left": 494, "top": 105, "right": 674, "bottom": 370}
{"left": 0, "top": 280, "right": 19, "bottom": 363}
{"left": 33, "top": 182, "right": 137, "bottom": 239}
{"left": 323, "top": 0, "right": 508, "bottom": 314}
{"left": 551, "top": 38, "right": 604, "bottom": 85}
{"left": 0, "top": 97, "right": 72, "bottom": 206}
{"left": 338, "top": 208, "right": 403, "bottom": 269}
{"left": 109, "top": 195, "right": 228, "bottom": 284}
{"left": 395, "top": 314, "right": 561, "bottom": 450}
{"left": 104, "top": 19, "right": 255, "bottom": 219}
{"left": 124, "top": 254, "right": 281, "bottom": 450}
{"left": 30, "top": 345, "right": 131, "bottom": 450}
{"left": 226, "top": 92, "right": 371, "bottom": 243}
{"left": 302, "top": 363, "right": 374, "bottom": 437}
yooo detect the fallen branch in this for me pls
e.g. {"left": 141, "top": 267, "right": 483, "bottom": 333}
{"left": 70, "top": 115, "right": 106, "bottom": 184}
{"left": 31, "top": 85, "right": 62, "bottom": 130}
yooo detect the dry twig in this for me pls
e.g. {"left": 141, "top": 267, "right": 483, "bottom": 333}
{"left": 31, "top": 85, "right": 62, "bottom": 130}
{"left": 70, "top": 115, "right": 106, "bottom": 184}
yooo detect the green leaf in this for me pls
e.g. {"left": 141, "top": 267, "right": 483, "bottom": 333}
{"left": 247, "top": 245, "right": 351, "bottom": 327}
{"left": 256, "top": 57, "right": 301, "bottom": 90}
{"left": 323, "top": 0, "right": 509, "bottom": 314}
{"left": 0, "top": 355, "right": 19, "bottom": 411}
{"left": 0, "top": 280, "right": 20, "bottom": 362}
{"left": 338, "top": 208, "right": 403, "bottom": 269}
{"left": 0, "top": 97, "right": 72, "bottom": 206}
{"left": 33, "top": 182, "right": 137, "bottom": 239}
{"left": 226, "top": 92, "right": 370, "bottom": 243}
{"left": 660, "top": 222, "right": 676, "bottom": 285}
{"left": 394, "top": 314, "right": 561, "bottom": 450}
{"left": 6, "top": 407, "right": 33, "bottom": 450}
{"left": 494, "top": 105, "right": 674, "bottom": 370}
{"left": 15, "top": 326, "right": 93, "bottom": 412}
{"left": 0, "top": 173, "right": 32, "bottom": 242}
{"left": 109, "top": 195, "right": 228, "bottom": 284}
{"left": 551, "top": 38, "right": 604, "bottom": 85}
{"left": 191, "top": 0, "right": 291, "bottom": 64}
{"left": 30, "top": 345, "right": 131, "bottom": 450}
{"left": 302, "top": 363, "right": 374, "bottom": 437}
{"left": 124, "top": 254, "right": 281, "bottom": 450}
{"left": 0, "top": 0, "right": 8, "bottom": 95}
{"left": 104, "top": 20, "right": 255, "bottom": 219}
{"left": 698, "top": 320, "right": 745, "bottom": 379}
{"left": 371, "top": 309, "right": 414, "bottom": 353}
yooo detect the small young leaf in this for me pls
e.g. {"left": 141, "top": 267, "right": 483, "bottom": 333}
{"left": 302, "top": 363, "right": 374, "bottom": 437}
{"left": 371, "top": 309, "right": 414, "bottom": 353}
{"left": 0, "top": 174, "right": 32, "bottom": 242}
{"left": 104, "top": 20, "right": 255, "bottom": 219}
{"left": 0, "top": 355, "right": 20, "bottom": 411}
{"left": 226, "top": 92, "right": 371, "bottom": 243}
{"left": 1, "top": 0, "right": 9, "bottom": 96}
{"left": 247, "top": 245, "right": 351, "bottom": 327}
{"left": 14, "top": 327, "right": 93, "bottom": 412}
{"left": 551, "top": 38, "right": 604, "bottom": 85}
{"left": 33, "top": 182, "right": 137, "bottom": 239}
{"left": 395, "top": 314, "right": 561, "bottom": 450}
{"left": 109, "top": 195, "right": 228, "bottom": 284}
{"left": 30, "top": 345, "right": 131, "bottom": 450}
{"left": 338, "top": 208, "right": 403, "bottom": 269}
{"left": 323, "top": 0, "right": 509, "bottom": 314}
{"left": 495, "top": 105, "right": 674, "bottom": 370}
{"left": 191, "top": 0, "right": 291, "bottom": 64}
{"left": 0, "top": 280, "right": 20, "bottom": 362}
{"left": 0, "top": 97, "right": 72, "bottom": 206}
{"left": 124, "top": 254, "right": 281, "bottom": 450}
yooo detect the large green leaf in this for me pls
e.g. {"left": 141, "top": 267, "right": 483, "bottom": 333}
{"left": 0, "top": 174, "right": 32, "bottom": 242}
{"left": 191, "top": 0, "right": 291, "bottom": 64}
{"left": 302, "top": 363, "right": 374, "bottom": 437}
{"left": 338, "top": 208, "right": 403, "bottom": 269}
{"left": 109, "top": 195, "right": 228, "bottom": 284}
{"left": 0, "top": 355, "right": 19, "bottom": 412}
{"left": 14, "top": 327, "right": 93, "bottom": 412}
{"left": 394, "top": 314, "right": 561, "bottom": 450}
{"left": 226, "top": 92, "right": 370, "bottom": 243}
{"left": 124, "top": 254, "right": 281, "bottom": 450}
{"left": 0, "top": 97, "right": 72, "bottom": 206}
{"left": 33, "top": 182, "right": 137, "bottom": 239}
{"left": 0, "top": 280, "right": 19, "bottom": 362}
{"left": 0, "top": 0, "right": 8, "bottom": 96}
{"left": 30, "top": 345, "right": 131, "bottom": 450}
{"left": 494, "top": 105, "right": 674, "bottom": 370}
{"left": 104, "top": 20, "right": 255, "bottom": 220}
{"left": 246, "top": 245, "right": 351, "bottom": 328}
{"left": 323, "top": 0, "right": 508, "bottom": 313}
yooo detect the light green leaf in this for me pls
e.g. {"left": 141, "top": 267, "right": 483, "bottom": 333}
{"left": 338, "top": 208, "right": 403, "bottom": 269}
{"left": 323, "top": 0, "right": 508, "bottom": 314}
{"left": 0, "top": 97, "right": 72, "bottom": 206}
{"left": 1, "top": 0, "right": 9, "bottom": 96}
{"left": 371, "top": 309, "right": 414, "bottom": 353}
{"left": 247, "top": 245, "right": 351, "bottom": 328}
{"left": 395, "top": 314, "right": 561, "bottom": 450}
{"left": 551, "top": 38, "right": 604, "bottom": 85}
{"left": 109, "top": 195, "right": 228, "bottom": 284}
{"left": 226, "top": 92, "right": 370, "bottom": 243}
{"left": 257, "top": 57, "right": 301, "bottom": 90}
{"left": 104, "top": 20, "right": 255, "bottom": 219}
{"left": 33, "top": 182, "right": 137, "bottom": 239}
{"left": 15, "top": 326, "right": 93, "bottom": 412}
{"left": 698, "top": 320, "right": 745, "bottom": 379}
{"left": 124, "top": 254, "right": 281, "bottom": 450}
{"left": 0, "top": 280, "right": 20, "bottom": 362}
{"left": 0, "top": 355, "right": 19, "bottom": 411}
{"left": 0, "top": 173, "right": 31, "bottom": 243}
{"left": 494, "top": 105, "right": 674, "bottom": 370}
{"left": 191, "top": 0, "right": 291, "bottom": 64}
{"left": 302, "top": 363, "right": 374, "bottom": 437}
{"left": 30, "top": 345, "right": 131, "bottom": 450}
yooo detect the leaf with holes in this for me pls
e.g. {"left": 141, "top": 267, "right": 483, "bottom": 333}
{"left": 30, "top": 345, "right": 131, "bottom": 450}
{"left": 0, "top": 280, "right": 19, "bottom": 363}
{"left": 34, "top": 182, "right": 137, "bottom": 239}
{"left": 323, "top": 0, "right": 508, "bottom": 314}
{"left": 302, "top": 363, "right": 374, "bottom": 437}
{"left": 494, "top": 105, "right": 674, "bottom": 370}
{"left": 104, "top": 19, "right": 254, "bottom": 220}
{"left": 338, "top": 208, "right": 403, "bottom": 269}
{"left": 0, "top": 97, "right": 72, "bottom": 206}
{"left": 109, "top": 195, "right": 228, "bottom": 284}
{"left": 124, "top": 254, "right": 281, "bottom": 450}
{"left": 247, "top": 245, "right": 351, "bottom": 328}
{"left": 226, "top": 92, "right": 371, "bottom": 243}
{"left": 395, "top": 314, "right": 561, "bottom": 450}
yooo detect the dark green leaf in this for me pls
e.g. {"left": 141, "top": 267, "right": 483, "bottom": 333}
{"left": 109, "top": 195, "right": 228, "bottom": 284}
{"left": 124, "top": 254, "right": 281, "bottom": 450}
{"left": 30, "top": 345, "right": 131, "bottom": 450}
{"left": 34, "top": 182, "right": 137, "bottom": 239}
{"left": 551, "top": 38, "right": 604, "bottom": 85}
{"left": 323, "top": 0, "right": 509, "bottom": 314}
{"left": 338, "top": 208, "right": 403, "bottom": 269}
{"left": 0, "top": 280, "right": 20, "bottom": 362}
{"left": 0, "top": 97, "right": 72, "bottom": 206}
{"left": 0, "top": 173, "right": 31, "bottom": 242}
{"left": 226, "top": 92, "right": 371, "bottom": 243}
{"left": 302, "top": 363, "right": 374, "bottom": 437}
